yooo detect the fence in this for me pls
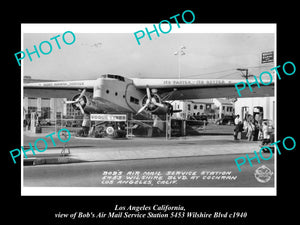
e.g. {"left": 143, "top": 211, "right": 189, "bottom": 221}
{"left": 23, "top": 117, "right": 233, "bottom": 139}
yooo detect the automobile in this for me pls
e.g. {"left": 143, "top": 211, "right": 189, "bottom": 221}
{"left": 188, "top": 115, "right": 208, "bottom": 125}
{"left": 216, "top": 115, "right": 234, "bottom": 125}
{"left": 193, "top": 114, "right": 208, "bottom": 121}
{"left": 39, "top": 118, "right": 52, "bottom": 126}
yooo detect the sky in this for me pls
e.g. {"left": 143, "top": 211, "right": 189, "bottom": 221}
{"left": 23, "top": 30, "right": 275, "bottom": 81}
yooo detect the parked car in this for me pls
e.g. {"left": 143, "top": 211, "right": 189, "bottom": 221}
{"left": 187, "top": 114, "right": 208, "bottom": 125}
{"left": 39, "top": 119, "right": 52, "bottom": 126}
{"left": 194, "top": 114, "right": 208, "bottom": 121}
{"left": 216, "top": 115, "right": 234, "bottom": 125}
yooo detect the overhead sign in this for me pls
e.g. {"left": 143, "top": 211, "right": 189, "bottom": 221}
{"left": 261, "top": 51, "right": 274, "bottom": 64}
{"left": 90, "top": 114, "right": 127, "bottom": 121}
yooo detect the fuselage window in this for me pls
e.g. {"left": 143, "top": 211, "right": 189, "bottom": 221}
{"left": 130, "top": 96, "right": 139, "bottom": 105}
{"left": 115, "top": 92, "right": 118, "bottom": 96}
{"left": 106, "top": 90, "right": 109, "bottom": 94}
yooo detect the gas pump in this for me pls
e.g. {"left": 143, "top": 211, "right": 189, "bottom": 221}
{"left": 30, "top": 112, "right": 42, "bottom": 133}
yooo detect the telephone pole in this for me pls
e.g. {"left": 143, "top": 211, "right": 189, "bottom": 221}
{"left": 236, "top": 68, "right": 254, "bottom": 79}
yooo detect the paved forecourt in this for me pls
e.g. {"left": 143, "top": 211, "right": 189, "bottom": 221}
{"left": 22, "top": 134, "right": 262, "bottom": 165}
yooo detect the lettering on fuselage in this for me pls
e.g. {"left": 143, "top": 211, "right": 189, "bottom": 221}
{"left": 41, "top": 82, "right": 85, "bottom": 87}
{"left": 162, "top": 80, "right": 228, "bottom": 85}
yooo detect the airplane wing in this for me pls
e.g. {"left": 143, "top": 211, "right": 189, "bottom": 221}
{"left": 132, "top": 78, "right": 274, "bottom": 100}
{"left": 23, "top": 80, "right": 95, "bottom": 99}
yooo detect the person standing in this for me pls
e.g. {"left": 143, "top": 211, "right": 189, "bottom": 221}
{"left": 246, "top": 115, "right": 254, "bottom": 141}
{"left": 234, "top": 115, "right": 242, "bottom": 140}
{"left": 261, "top": 121, "right": 271, "bottom": 145}
{"left": 253, "top": 120, "right": 260, "bottom": 141}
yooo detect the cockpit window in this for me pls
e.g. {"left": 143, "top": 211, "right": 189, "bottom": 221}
{"left": 101, "top": 74, "right": 125, "bottom": 82}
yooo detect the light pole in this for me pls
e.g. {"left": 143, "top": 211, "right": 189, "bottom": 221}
{"left": 174, "top": 46, "right": 186, "bottom": 80}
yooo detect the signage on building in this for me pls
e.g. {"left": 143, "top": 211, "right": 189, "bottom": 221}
{"left": 90, "top": 114, "right": 127, "bottom": 121}
{"left": 261, "top": 51, "right": 274, "bottom": 64}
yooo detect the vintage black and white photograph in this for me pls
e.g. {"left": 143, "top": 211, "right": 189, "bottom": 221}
{"left": 21, "top": 24, "right": 276, "bottom": 196}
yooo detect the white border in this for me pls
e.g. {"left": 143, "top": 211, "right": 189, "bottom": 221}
{"left": 21, "top": 23, "right": 277, "bottom": 196}
{"left": 22, "top": 187, "right": 275, "bottom": 196}
{"left": 21, "top": 23, "right": 276, "bottom": 33}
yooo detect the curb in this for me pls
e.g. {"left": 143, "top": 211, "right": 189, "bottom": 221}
{"left": 23, "top": 140, "right": 260, "bottom": 166}
{"left": 23, "top": 149, "right": 256, "bottom": 166}
{"left": 24, "top": 157, "right": 82, "bottom": 166}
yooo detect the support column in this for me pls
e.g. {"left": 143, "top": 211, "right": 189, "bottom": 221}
{"left": 166, "top": 113, "right": 172, "bottom": 140}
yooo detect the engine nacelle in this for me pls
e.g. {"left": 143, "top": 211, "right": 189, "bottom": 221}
{"left": 84, "top": 100, "right": 102, "bottom": 113}
{"left": 151, "top": 102, "right": 174, "bottom": 115}
{"left": 140, "top": 93, "right": 173, "bottom": 115}
{"left": 70, "top": 93, "right": 87, "bottom": 111}
{"left": 70, "top": 94, "right": 101, "bottom": 114}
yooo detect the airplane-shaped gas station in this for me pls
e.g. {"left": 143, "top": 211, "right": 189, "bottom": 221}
{"left": 24, "top": 74, "right": 274, "bottom": 139}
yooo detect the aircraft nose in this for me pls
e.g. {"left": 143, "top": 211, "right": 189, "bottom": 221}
{"left": 94, "top": 78, "right": 104, "bottom": 98}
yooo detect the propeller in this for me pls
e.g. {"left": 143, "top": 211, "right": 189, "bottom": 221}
{"left": 136, "top": 87, "right": 164, "bottom": 115}
{"left": 151, "top": 96, "right": 164, "bottom": 108}
{"left": 136, "top": 98, "right": 150, "bottom": 115}
{"left": 64, "top": 89, "right": 86, "bottom": 114}
{"left": 75, "top": 103, "right": 85, "bottom": 115}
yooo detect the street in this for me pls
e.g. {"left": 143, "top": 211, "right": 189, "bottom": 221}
{"left": 23, "top": 153, "right": 274, "bottom": 187}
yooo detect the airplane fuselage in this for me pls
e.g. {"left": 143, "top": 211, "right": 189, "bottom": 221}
{"left": 86, "top": 75, "right": 145, "bottom": 115}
